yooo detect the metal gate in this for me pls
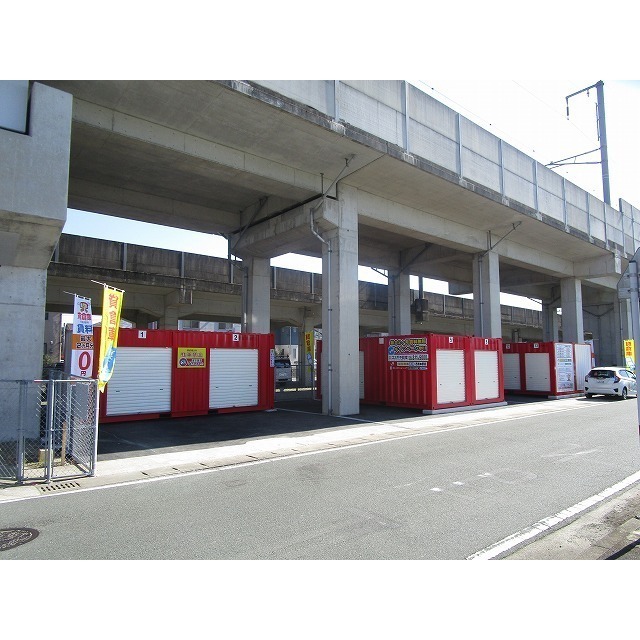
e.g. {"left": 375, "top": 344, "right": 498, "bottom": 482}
{"left": 0, "top": 376, "right": 98, "bottom": 484}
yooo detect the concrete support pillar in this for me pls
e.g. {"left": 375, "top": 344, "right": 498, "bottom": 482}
{"left": 319, "top": 185, "right": 360, "bottom": 416}
{"left": 243, "top": 256, "right": 271, "bottom": 334}
{"left": 610, "top": 298, "right": 624, "bottom": 366}
{"left": 1, "top": 83, "right": 71, "bottom": 445}
{"left": 472, "top": 250, "right": 501, "bottom": 337}
{"left": 619, "top": 298, "right": 632, "bottom": 344}
{"left": 583, "top": 295, "right": 622, "bottom": 366}
{"left": 129, "top": 311, "right": 156, "bottom": 328}
{"left": 158, "top": 306, "right": 179, "bottom": 330}
{"left": 1, "top": 267, "right": 48, "bottom": 377}
{"left": 0, "top": 83, "right": 72, "bottom": 384}
{"left": 388, "top": 271, "right": 411, "bottom": 335}
{"left": 560, "top": 277, "right": 584, "bottom": 343}
{"left": 542, "top": 301, "right": 560, "bottom": 342}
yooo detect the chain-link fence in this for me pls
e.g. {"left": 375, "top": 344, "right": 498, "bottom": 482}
{"left": 0, "top": 376, "right": 98, "bottom": 484}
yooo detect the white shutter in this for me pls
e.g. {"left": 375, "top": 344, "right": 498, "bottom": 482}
{"left": 574, "top": 344, "right": 592, "bottom": 391}
{"left": 106, "top": 347, "right": 172, "bottom": 416}
{"left": 503, "top": 353, "right": 521, "bottom": 390}
{"left": 475, "top": 350, "right": 499, "bottom": 400}
{"left": 210, "top": 348, "right": 258, "bottom": 409}
{"left": 359, "top": 351, "right": 365, "bottom": 399}
{"left": 436, "top": 349, "right": 466, "bottom": 404}
{"left": 525, "top": 352, "right": 550, "bottom": 392}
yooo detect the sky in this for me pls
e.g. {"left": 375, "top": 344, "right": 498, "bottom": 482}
{"left": 62, "top": 78, "right": 640, "bottom": 312}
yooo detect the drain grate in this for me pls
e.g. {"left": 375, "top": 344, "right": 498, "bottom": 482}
{"left": 37, "top": 481, "right": 82, "bottom": 494}
{"left": 0, "top": 528, "right": 39, "bottom": 551}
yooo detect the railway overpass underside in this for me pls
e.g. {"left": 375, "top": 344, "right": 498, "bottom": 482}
{"left": 2, "top": 80, "right": 637, "bottom": 416}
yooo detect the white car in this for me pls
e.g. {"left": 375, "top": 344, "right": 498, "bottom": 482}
{"left": 584, "top": 367, "right": 637, "bottom": 400}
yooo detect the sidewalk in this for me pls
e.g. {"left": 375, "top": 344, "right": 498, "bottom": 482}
{"left": 502, "top": 481, "right": 640, "bottom": 560}
{"left": 2, "top": 397, "right": 640, "bottom": 559}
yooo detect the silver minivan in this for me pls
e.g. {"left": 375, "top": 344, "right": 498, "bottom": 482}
{"left": 584, "top": 367, "right": 637, "bottom": 400}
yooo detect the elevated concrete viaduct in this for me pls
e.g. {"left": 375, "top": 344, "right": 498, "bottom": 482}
{"left": 2, "top": 80, "right": 638, "bottom": 415}
{"left": 47, "top": 233, "right": 544, "bottom": 343}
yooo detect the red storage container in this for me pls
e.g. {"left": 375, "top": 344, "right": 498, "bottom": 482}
{"left": 93, "top": 328, "right": 275, "bottom": 423}
{"left": 384, "top": 334, "right": 470, "bottom": 411}
{"left": 359, "top": 336, "right": 387, "bottom": 404}
{"left": 469, "top": 337, "right": 504, "bottom": 405}
{"left": 502, "top": 341, "right": 582, "bottom": 398}
{"left": 319, "top": 333, "right": 506, "bottom": 414}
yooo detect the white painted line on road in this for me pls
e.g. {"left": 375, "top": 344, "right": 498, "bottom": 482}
{"left": 466, "top": 469, "right": 640, "bottom": 560}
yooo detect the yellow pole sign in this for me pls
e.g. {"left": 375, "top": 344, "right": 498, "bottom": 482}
{"left": 98, "top": 286, "right": 124, "bottom": 392}
{"left": 624, "top": 339, "right": 635, "bottom": 370}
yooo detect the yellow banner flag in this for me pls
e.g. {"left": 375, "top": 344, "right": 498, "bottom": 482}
{"left": 98, "top": 286, "right": 124, "bottom": 392}
{"left": 624, "top": 339, "right": 635, "bottom": 371}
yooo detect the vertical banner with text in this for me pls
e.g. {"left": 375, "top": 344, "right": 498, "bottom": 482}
{"left": 304, "top": 331, "right": 314, "bottom": 369}
{"left": 70, "top": 295, "right": 94, "bottom": 377}
{"left": 624, "top": 339, "right": 635, "bottom": 371}
{"left": 98, "top": 286, "right": 124, "bottom": 392}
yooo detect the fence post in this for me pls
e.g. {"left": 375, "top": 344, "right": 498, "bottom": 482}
{"left": 16, "top": 381, "right": 28, "bottom": 484}
{"left": 45, "top": 379, "right": 55, "bottom": 482}
{"left": 91, "top": 380, "right": 99, "bottom": 476}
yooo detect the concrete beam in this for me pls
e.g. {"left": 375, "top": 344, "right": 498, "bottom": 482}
{"left": 357, "top": 191, "right": 487, "bottom": 253}
{"left": 232, "top": 199, "right": 321, "bottom": 259}
{"left": 68, "top": 178, "right": 240, "bottom": 235}
{"left": 357, "top": 191, "right": 579, "bottom": 279}
{"left": 573, "top": 253, "right": 622, "bottom": 279}
{"left": 73, "top": 98, "right": 320, "bottom": 195}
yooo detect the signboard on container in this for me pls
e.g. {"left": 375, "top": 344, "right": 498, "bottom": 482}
{"left": 177, "top": 347, "right": 207, "bottom": 368}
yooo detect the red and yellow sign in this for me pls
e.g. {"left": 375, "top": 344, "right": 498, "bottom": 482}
{"left": 177, "top": 347, "right": 207, "bottom": 368}
{"left": 70, "top": 295, "right": 94, "bottom": 377}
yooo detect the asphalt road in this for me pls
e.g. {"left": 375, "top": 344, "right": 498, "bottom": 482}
{"left": 2, "top": 396, "right": 639, "bottom": 559}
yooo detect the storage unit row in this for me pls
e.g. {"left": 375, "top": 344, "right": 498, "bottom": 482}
{"left": 502, "top": 341, "right": 594, "bottom": 398}
{"left": 92, "top": 328, "right": 275, "bottom": 423}
{"left": 318, "top": 334, "right": 505, "bottom": 413}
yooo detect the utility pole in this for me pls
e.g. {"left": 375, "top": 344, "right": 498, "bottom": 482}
{"left": 547, "top": 81, "right": 611, "bottom": 205}
{"left": 595, "top": 81, "right": 611, "bottom": 205}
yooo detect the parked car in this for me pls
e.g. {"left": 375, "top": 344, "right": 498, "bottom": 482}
{"left": 584, "top": 367, "right": 637, "bottom": 400}
{"left": 274, "top": 356, "right": 292, "bottom": 386}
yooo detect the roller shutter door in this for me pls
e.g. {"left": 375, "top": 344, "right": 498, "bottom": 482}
{"left": 475, "top": 350, "right": 499, "bottom": 400}
{"left": 106, "top": 347, "right": 172, "bottom": 416}
{"left": 574, "top": 344, "right": 592, "bottom": 391}
{"left": 525, "top": 352, "right": 550, "bottom": 392}
{"left": 503, "top": 353, "right": 521, "bottom": 390}
{"left": 210, "top": 348, "right": 258, "bottom": 409}
{"left": 436, "top": 349, "right": 466, "bottom": 404}
{"left": 359, "top": 351, "right": 365, "bottom": 399}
